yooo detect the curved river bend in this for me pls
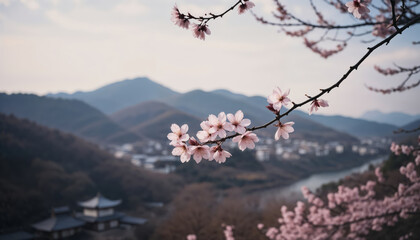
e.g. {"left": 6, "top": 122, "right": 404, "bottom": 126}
{"left": 257, "top": 156, "right": 387, "bottom": 203}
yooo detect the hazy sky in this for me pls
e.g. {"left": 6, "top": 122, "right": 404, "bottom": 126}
{"left": 1, "top": 0, "right": 419, "bottom": 117}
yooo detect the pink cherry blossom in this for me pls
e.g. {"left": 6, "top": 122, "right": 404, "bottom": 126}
{"left": 171, "top": 5, "right": 190, "bottom": 29}
{"left": 172, "top": 142, "right": 191, "bottom": 163}
{"left": 227, "top": 110, "right": 251, "bottom": 134}
{"left": 190, "top": 144, "right": 210, "bottom": 163}
{"left": 308, "top": 98, "right": 329, "bottom": 115}
{"left": 274, "top": 121, "right": 294, "bottom": 140}
{"left": 238, "top": 1, "right": 255, "bottom": 14}
{"left": 345, "top": 0, "right": 370, "bottom": 19}
{"left": 375, "top": 167, "right": 385, "bottom": 183}
{"left": 372, "top": 15, "right": 395, "bottom": 38}
{"left": 401, "top": 145, "right": 413, "bottom": 155}
{"left": 186, "top": 234, "right": 196, "bottom": 240}
{"left": 196, "top": 120, "right": 213, "bottom": 142}
{"left": 223, "top": 225, "right": 235, "bottom": 240}
{"left": 167, "top": 124, "right": 189, "bottom": 145}
{"left": 232, "top": 131, "right": 259, "bottom": 151}
{"left": 267, "top": 87, "right": 291, "bottom": 111}
{"left": 208, "top": 112, "right": 234, "bottom": 139}
{"left": 212, "top": 147, "right": 232, "bottom": 164}
{"left": 192, "top": 23, "right": 211, "bottom": 40}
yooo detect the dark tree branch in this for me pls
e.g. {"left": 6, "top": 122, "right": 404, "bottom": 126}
{"left": 394, "top": 125, "right": 420, "bottom": 134}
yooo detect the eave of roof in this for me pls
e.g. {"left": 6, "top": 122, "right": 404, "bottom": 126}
{"left": 32, "top": 215, "right": 85, "bottom": 232}
{"left": 78, "top": 193, "right": 121, "bottom": 209}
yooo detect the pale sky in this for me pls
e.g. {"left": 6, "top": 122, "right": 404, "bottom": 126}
{"left": 1, "top": 0, "right": 419, "bottom": 117}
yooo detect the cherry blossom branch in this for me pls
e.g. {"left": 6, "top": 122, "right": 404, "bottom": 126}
{"left": 181, "top": 1, "right": 242, "bottom": 22}
{"left": 210, "top": 15, "right": 419, "bottom": 144}
{"left": 367, "top": 64, "right": 420, "bottom": 94}
{"left": 168, "top": 15, "right": 419, "bottom": 164}
{"left": 171, "top": 1, "right": 255, "bottom": 40}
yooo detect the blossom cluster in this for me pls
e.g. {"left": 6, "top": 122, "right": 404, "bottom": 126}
{"left": 390, "top": 138, "right": 420, "bottom": 167}
{"left": 184, "top": 140, "right": 420, "bottom": 239}
{"left": 372, "top": 15, "right": 396, "bottom": 38}
{"left": 168, "top": 87, "right": 329, "bottom": 163}
{"left": 255, "top": 139, "right": 420, "bottom": 240}
{"left": 368, "top": 64, "right": 420, "bottom": 94}
{"left": 374, "top": 65, "right": 400, "bottom": 76}
{"left": 167, "top": 110, "right": 257, "bottom": 164}
{"left": 304, "top": 38, "right": 347, "bottom": 59}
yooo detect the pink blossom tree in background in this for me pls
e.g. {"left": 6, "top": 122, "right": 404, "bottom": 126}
{"left": 169, "top": 0, "right": 420, "bottom": 239}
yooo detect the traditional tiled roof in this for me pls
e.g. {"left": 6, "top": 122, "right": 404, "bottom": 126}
{"left": 120, "top": 216, "right": 148, "bottom": 225}
{"left": 32, "top": 215, "right": 85, "bottom": 232}
{"left": 74, "top": 212, "right": 125, "bottom": 223}
{"left": 78, "top": 193, "right": 121, "bottom": 209}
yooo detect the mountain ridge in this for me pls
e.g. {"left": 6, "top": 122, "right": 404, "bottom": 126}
{"left": 46, "top": 77, "right": 400, "bottom": 139}
{"left": 111, "top": 101, "right": 202, "bottom": 141}
{"left": 0, "top": 93, "right": 142, "bottom": 144}
{"left": 360, "top": 110, "right": 420, "bottom": 127}
{"left": 47, "top": 77, "right": 179, "bottom": 114}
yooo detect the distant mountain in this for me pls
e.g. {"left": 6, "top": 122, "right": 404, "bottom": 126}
{"left": 111, "top": 101, "right": 202, "bottom": 141}
{"left": 45, "top": 77, "right": 399, "bottom": 139}
{"left": 360, "top": 110, "right": 420, "bottom": 127}
{"left": 307, "top": 114, "right": 398, "bottom": 138}
{"left": 401, "top": 118, "right": 420, "bottom": 130}
{"left": 162, "top": 89, "right": 272, "bottom": 125}
{"left": 0, "top": 93, "right": 142, "bottom": 144}
{"left": 47, "top": 77, "right": 179, "bottom": 114}
{"left": 0, "top": 114, "right": 181, "bottom": 229}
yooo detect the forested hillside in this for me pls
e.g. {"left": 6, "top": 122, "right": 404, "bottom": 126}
{"left": 0, "top": 114, "right": 182, "bottom": 229}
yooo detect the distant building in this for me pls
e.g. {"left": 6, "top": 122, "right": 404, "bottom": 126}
{"left": 75, "top": 193, "right": 147, "bottom": 232}
{"left": 358, "top": 147, "right": 367, "bottom": 156}
{"left": 256, "top": 146, "right": 270, "bottom": 161}
{"left": 32, "top": 206, "right": 85, "bottom": 239}
{"left": 335, "top": 145, "right": 344, "bottom": 153}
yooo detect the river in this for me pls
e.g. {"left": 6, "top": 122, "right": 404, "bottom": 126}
{"left": 256, "top": 156, "right": 387, "bottom": 203}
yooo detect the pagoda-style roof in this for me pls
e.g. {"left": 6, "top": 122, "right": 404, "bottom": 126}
{"left": 75, "top": 212, "right": 125, "bottom": 223}
{"left": 78, "top": 193, "right": 121, "bottom": 209}
{"left": 32, "top": 215, "right": 85, "bottom": 232}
